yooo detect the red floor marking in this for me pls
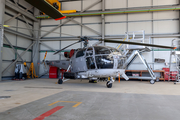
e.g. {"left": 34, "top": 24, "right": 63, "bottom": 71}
{"left": 33, "top": 106, "right": 64, "bottom": 120}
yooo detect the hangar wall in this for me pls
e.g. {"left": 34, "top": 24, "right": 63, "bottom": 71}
{"left": 1, "top": 0, "right": 179, "bottom": 79}
{"left": 2, "top": 0, "right": 34, "bottom": 79}
{"left": 39, "top": 0, "right": 179, "bottom": 75}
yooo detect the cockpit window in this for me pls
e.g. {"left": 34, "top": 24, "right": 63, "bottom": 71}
{"left": 94, "top": 47, "right": 111, "bottom": 55}
{"left": 76, "top": 49, "right": 85, "bottom": 58}
{"left": 95, "top": 55, "right": 114, "bottom": 69}
{"left": 86, "top": 57, "right": 96, "bottom": 69}
{"left": 109, "top": 48, "right": 119, "bottom": 52}
{"left": 86, "top": 47, "right": 93, "bottom": 56}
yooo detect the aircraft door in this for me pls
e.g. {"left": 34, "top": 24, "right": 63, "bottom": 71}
{"left": 86, "top": 47, "right": 96, "bottom": 69}
{"left": 71, "top": 49, "right": 87, "bottom": 72}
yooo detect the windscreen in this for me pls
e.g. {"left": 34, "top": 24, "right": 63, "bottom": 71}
{"left": 93, "top": 46, "right": 116, "bottom": 69}
{"left": 95, "top": 55, "right": 114, "bottom": 69}
{"left": 86, "top": 57, "right": 96, "bottom": 69}
{"left": 94, "top": 46, "right": 111, "bottom": 54}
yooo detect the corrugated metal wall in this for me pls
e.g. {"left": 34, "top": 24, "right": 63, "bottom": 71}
{"left": 3, "top": 0, "right": 33, "bottom": 78}
{"left": 3, "top": 0, "right": 178, "bottom": 77}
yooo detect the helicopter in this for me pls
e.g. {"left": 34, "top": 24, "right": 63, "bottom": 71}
{"left": 45, "top": 36, "right": 176, "bottom": 88}
{"left": 3, "top": 24, "right": 175, "bottom": 88}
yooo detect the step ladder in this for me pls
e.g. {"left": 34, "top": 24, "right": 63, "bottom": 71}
{"left": 116, "top": 30, "right": 156, "bottom": 82}
{"left": 169, "top": 39, "right": 180, "bottom": 84}
{"left": 122, "top": 50, "right": 156, "bottom": 80}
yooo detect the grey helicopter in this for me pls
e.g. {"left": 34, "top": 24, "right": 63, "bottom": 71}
{"left": 46, "top": 36, "right": 176, "bottom": 88}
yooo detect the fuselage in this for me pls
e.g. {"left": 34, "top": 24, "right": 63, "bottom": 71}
{"left": 70, "top": 46, "right": 128, "bottom": 80}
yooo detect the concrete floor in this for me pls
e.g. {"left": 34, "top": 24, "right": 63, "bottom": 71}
{"left": 0, "top": 79, "right": 180, "bottom": 120}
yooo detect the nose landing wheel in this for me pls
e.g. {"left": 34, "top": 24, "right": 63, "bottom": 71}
{"left": 58, "top": 79, "right": 63, "bottom": 84}
{"left": 106, "top": 77, "right": 114, "bottom": 88}
{"left": 106, "top": 81, "right": 112, "bottom": 88}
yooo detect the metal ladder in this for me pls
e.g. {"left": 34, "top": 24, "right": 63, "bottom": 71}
{"left": 117, "top": 30, "right": 156, "bottom": 82}
{"left": 122, "top": 50, "right": 156, "bottom": 80}
{"left": 169, "top": 39, "right": 180, "bottom": 84}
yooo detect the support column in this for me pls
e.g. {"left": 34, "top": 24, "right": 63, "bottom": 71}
{"left": 151, "top": 0, "right": 154, "bottom": 70}
{"left": 32, "top": 8, "right": 40, "bottom": 76}
{"left": 101, "top": 0, "right": 105, "bottom": 46}
{"left": 0, "top": 0, "right": 5, "bottom": 81}
{"left": 126, "top": 0, "right": 128, "bottom": 32}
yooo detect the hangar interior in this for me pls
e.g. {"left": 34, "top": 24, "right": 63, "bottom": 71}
{"left": 1, "top": 0, "right": 180, "bottom": 119}
{"left": 0, "top": 0, "right": 180, "bottom": 81}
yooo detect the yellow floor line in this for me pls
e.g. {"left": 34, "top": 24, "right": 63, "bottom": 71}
{"left": 49, "top": 101, "right": 82, "bottom": 107}
{"left": 48, "top": 101, "right": 59, "bottom": 106}
{"left": 72, "top": 102, "right": 82, "bottom": 107}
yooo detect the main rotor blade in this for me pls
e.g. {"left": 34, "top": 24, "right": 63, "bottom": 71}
{"left": 53, "top": 41, "right": 80, "bottom": 55}
{"left": 103, "top": 39, "right": 176, "bottom": 49}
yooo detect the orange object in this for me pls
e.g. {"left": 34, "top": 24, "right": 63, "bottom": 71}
{"left": 60, "top": 10, "right": 76, "bottom": 14}
{"left": 44, "top": 51, "right": 47, "bottom": 60}
{"left": 118, "top": 73, "right": 120, "bottom": 83}
{"left": 45, "top": 0, "right": 76, "bottom": 15}
{"left": 46, "top": 0, "right": 61, "bottom": 11}
{"left": 27, "top": 63, "right": 38, "bottom": 79}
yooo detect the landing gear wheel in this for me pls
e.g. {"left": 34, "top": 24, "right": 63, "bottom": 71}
{"left": 106, "top": 81, "right": 112, "bottom": 88}
{"left": 58, "top": 79, "right": 63, "bottom": 84}
{"left": 150, "top": 80, "right": 155, "bottom": 84}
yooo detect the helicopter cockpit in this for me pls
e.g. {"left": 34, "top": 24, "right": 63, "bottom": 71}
{"left": 71, "top": 46, "right": 122, "bottom": 73}
{"left": 87, "top": 46, "right": 118, "bottom": 69}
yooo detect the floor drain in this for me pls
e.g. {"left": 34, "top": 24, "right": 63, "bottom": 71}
{"left": 0, "top": 96, "right": 11, "bottom": 99}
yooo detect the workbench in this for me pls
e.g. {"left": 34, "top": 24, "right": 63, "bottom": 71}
{"left": 125, "top": 70, "right": 165, "bottom": 81}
